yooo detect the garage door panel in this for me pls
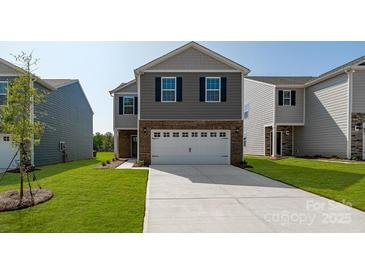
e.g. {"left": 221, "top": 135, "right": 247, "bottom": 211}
{"left": 151, "top": 130, "right": 230, "bottom": 165}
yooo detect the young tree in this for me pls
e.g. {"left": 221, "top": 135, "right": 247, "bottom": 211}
{"left": 0, "top": 52, "right": 46, "bottom": 203}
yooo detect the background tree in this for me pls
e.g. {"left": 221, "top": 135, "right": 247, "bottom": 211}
{"left": 93, "top": 132, "right": 114, "bottom": 152}
{"left": 0, "top": 52, "right": 46, "bottom": 202}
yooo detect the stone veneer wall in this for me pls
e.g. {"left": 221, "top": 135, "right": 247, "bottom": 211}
{"left": 351, "top": 113, "right": 365, "bottom": 160}
{"left": 265, "top": 126, "right": 293, "bottom": 156}
{"left": 118, "top": 130, "right": 137, "bottom": 158}
{"left": 139, "top": 120, "right": 243, "bottom": 166}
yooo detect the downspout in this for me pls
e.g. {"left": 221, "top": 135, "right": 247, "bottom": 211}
{"left": 271, "top": 85, "right": 277, "bottom": 157}
{"left": 346, "top": 70, "right": 354, "bottom": 159}
{"left": 137, "top": 73, "right": 141, "bottom": 162}
{"left": 241, "top": 72, "right": 244, "bottom": 159}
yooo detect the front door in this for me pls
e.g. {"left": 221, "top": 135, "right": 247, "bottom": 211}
{"left": 270, "top": 131, "right": 282, "bottom": 156}
{"left": 131, "top": 136, "right": 137, "bottom": 158}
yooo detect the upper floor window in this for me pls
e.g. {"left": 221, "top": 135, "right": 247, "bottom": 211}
{"left": 283, "top": 90, "right": 291, "bottom": 105}
{"left": 0, "top": 81, "right": 9, "bottom": 105}
{"left": 278, "top": 90, "right": 296, "bottom": 106}
{"left": 123, "top": 96, "right": 134, "bottom": 114}
{"left": 206, "top": 77, "right": 220, "bottom": 102}
{"left": 161, "top": 77, "right": 176, "bottom": 102}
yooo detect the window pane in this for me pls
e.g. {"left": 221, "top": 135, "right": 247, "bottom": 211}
{"left": 162, "top": 78, "right": 176, "bottom": 89}
{"left": 163, "top": 90, "right": 175, "bottom": 101}
{"left": 206, "top": 90, "right": 219, "bottom": 102}
{"left": 284, "top": 99, "right": 290, "bottom": 105}
{"left": 207, "top": 78, "right": 219, "bottom": 89}
{"left": 0, "top": 82, "right": 8, "bottom": 95}
{"left": 124, "top": 97, "right": 134, "bottom": 114}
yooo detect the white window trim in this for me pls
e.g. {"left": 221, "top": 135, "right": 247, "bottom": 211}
{"left": 123, "top": 96, "right": 135, "bottom": 115}
{"left": 0, "top": 80, "right": 9, "bottom": 106}
{"left": 161, "top": 77, "right": 177, "bottom": 103}
{"left": 283, "top": 90, "right": 291, "bottom": 106}
{"left": 205, "top": 77, "right": 221, "bottom": 103}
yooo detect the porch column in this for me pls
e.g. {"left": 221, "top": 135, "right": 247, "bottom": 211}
{"left": 114, "top": 129, "right": 119, "bottom": 157}
{"left": 272, "top": 124, "right": 277, "bottom": 157}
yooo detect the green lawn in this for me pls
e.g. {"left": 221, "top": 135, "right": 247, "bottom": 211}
{"left": 245, "top": 156, "right": 365, "bottom": 212}
{"left": 0, "top": 152, "right": 148, "bottom": 232}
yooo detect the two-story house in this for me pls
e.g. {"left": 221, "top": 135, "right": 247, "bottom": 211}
{"left": 109, "top": 42, "right": 249, "bottom": 165}
{"left": 244, "top": 55, "right": 365, "bottom": 160}
{"left": 0, "top": 57, "right": 94, "bottom": 169}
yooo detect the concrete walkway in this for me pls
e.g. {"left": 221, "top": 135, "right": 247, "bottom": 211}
{"left": 144, "top": 165, "right": 365, "bottom": 232}
{"left": 117, "top": 158, "right": 136, "bottom": 169}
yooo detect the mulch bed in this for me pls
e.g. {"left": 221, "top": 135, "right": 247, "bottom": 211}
{"left": 95, "top": 159, "right": 126, "bottom": 169}
{"left": 0, "top": 189, "right": 53, "bottom": 212}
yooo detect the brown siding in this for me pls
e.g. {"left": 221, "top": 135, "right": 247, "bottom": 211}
{"left": 118, "top": 130, "right": 137, "bottom": 158}
{"left": 139, "top": 120, "right": 243, "bottom": 166}
{"left": 140, "top": 72, "right": 242, "bottom": 120}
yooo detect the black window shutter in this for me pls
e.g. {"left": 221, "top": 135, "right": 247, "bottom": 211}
{"left": 199, "top": 77, "right": 206, "bottom": 102}
{"left": 278, "top": 90, "right": 283, "bottom": 106}
{"left": 176, "top": 77, "right": 182, "bottom": 102}
{"left": 134, "top": 96, "right": 138, "bottom": 114}
{"left": 119, "top": 96, "right": 124, "bottom": 115}
{"left": 291, "top": 90, "right": 296, "bottom": 106}
{"left": 221, "top": 77, "right": 227, "bottom": 102}
{"left": 155, "top": 77, "right": 161, "bottom": 102}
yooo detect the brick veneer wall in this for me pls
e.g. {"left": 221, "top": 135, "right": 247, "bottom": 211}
{"left": 351, "top": 113, "right": 365, "bottom": 160}
{"left": 118, "top": 130, "right": 137, "bottom": 158}
{"left": 265, "top": 126, "right": 293, "bottom": 156}
{"left": 138, "top": 120, "right": 243, "bottom": 166}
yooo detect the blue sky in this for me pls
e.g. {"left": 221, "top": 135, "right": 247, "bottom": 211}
{"left": 1, "top": 41, "right": 364, "bottom": 134}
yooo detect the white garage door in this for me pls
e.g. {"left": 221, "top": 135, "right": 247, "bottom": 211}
{"left": 151, "top": 130, "right": 230, "bottom": 165}
{"left": 0, "top": 134, "right": 19, "bottom": 169}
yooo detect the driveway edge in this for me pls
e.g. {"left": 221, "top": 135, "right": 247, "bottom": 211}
{"left": 142, "top": 168, "right": 151, "bottom": 233}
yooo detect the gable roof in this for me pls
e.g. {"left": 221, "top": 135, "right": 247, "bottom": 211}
{"left": 109, "top": 79, "right": 136, "bottom": 95}
{"left": 44, "top": 78, "right": 94, "bottom": 114}
{"left": 0, "top": 57, "right": 56, "bottom": 91}
{"left": 305, "top": 55, "right": 365, "bottom": 86}
{"left": 43, "top": 79, "right": 78, "bottom": 89}
{"left": 134, "top": 41, "right": 250, "bottom": 75}
{"left": 247, "top": 76, "right": 316, "bottom": 86}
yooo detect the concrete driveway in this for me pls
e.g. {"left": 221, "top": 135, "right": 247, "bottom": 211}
{"left": 144, "top": 165, "right": 365, "bottom": 232}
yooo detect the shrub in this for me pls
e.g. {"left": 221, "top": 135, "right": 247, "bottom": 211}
{"left": 241, "top": 160, "right": 252, "bottom": 168}
{"left": 102, "top": 162, "right": 106, "bottom": 166}
{"left": 106, "top": 160, "right": 110, "bottom": 164}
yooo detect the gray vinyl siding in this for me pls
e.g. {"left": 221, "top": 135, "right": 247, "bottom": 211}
{"left": 149, "top": 47, "right": 233, "bottom": 71}
{"left": 140, "top": 72, "right": 242, "bottom": 120}
{"left": 34, "top": 81, "right": 93, "bottom": 166}
{"left": 275, "top": 88, "right": 304, "bottom": 124}
{"left": 243, "top": 79, "right": 274, "bottom": 155}
{"left": 352, "top": 70, "right": 365, "bottom": 113}
{"left": 0, "top": 62, "right": 18, "bottom": 75}
{"left": 295, "top": 73, "right": 349, "bottom": 157}
{"left": 114, "top": 93, "right": 137, "bottom": 129}
{"left": 117, "top": 81, "right": 137, "bottom": 94}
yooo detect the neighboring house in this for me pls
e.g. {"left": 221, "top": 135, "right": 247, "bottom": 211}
{"left": 244, "top": 55, "right": 365, "bottom": 160}
{"left": 110, "top": 42, "right": 249, "bottom": 165}
{"left": 0, "top": 58, "right": 93, "bottom": 169}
